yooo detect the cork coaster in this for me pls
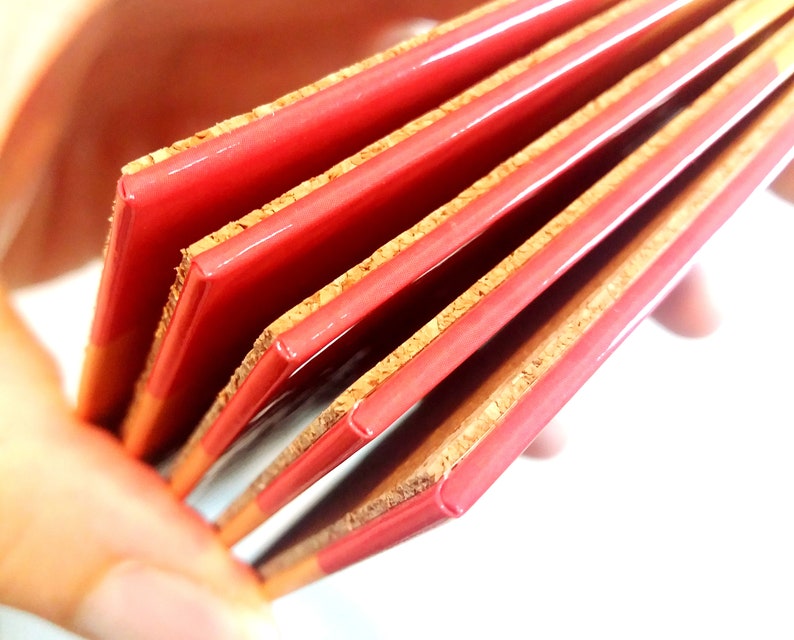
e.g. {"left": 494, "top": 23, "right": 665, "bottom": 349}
{"left": 217, "top": 9, "right": 793, "bottom": 529}
{"left": 122, "top": 0, "right": 656, "bottom": 455}
{"left": 256, "top": 76, "right": 794, "bottom": 579}
{"left": 154, "top": 0, "right": 642, "bottom": 348}
{"left": 175, "top": 0, "right": 681, "bottom": 472}
{"left": 80, "top": 0, "right": 617, "bottom": 430}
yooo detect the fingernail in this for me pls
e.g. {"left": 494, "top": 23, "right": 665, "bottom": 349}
{"left": 74, "top": 561, "right": 277, "bottom": 640}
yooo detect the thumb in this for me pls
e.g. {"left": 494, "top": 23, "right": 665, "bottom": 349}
{"left": 0, "top": 291, "right": 276, "bottom": 640}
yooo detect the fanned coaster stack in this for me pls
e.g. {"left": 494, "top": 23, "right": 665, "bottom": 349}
{"left": 79, "top": 0, "right": 794, "bottom": 597}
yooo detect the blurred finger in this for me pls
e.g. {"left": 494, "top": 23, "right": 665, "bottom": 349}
{"left": 770, "top": 158, "right": 794, "bottom": 202}
{"left": 651, "top": 264, "right": 722, "bottom": 338}
{"left": 523, "top": 419, "right": 567, "bottom": 459}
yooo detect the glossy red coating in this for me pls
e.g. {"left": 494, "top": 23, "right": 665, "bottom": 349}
{"left": 318, "top": 481, "right": 459, "bottom": 577}
{"left": 313, "top": 89, "right": 794, "bottom": 579}
{"left": 80, "top": 0, "right": 619, "bottom": 423}
{"left": 254, "top": 413, "right": 365, "bottom": 520}
{"left": 199, "top": 21, "right": 745, "bottom": 459}
{"left": 439, "top": 99, "right": 794, "bottom": 513}
{"left": 242, "top": 54, "right": 786, "bottom": 528}
{"left": 352, "top": 58, "right": 782, "bottom": 433}
{"left": 131, "top": 0, "right": 721, "bottom": 455}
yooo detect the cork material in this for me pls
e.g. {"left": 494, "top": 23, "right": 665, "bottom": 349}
{"left": 128, "top": 0, "right": 653, "bottom": 457}
{"left": 219, "top": 0, "right": 775, "bottom": 523}
{"left": 119, "top": 0, "right": 519, "bottom": 176}
{"left": 258, "top": 77, "right": 794, "bottom": 579}
{"left": 177, "top": 0, "right": 680, "bottom": 472}
{"left": 398, "top": 26, "right": 794, "bottom": 485}
{"left": 184, "top": 0, "right": 645, "bottom": 256}
{"left": 415, "top": 82, "right": 794, "bottom": 486}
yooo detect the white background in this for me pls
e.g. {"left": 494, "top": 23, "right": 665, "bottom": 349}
{"left": 2, "top": 186, "right": 792, "bottom": 639}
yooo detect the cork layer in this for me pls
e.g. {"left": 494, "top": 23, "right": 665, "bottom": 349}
{"left": 256, "top": 43, "right": 794, "bottom": 577}
{"left": 219, "top": 0, "right": 767, "bottom": 523}
{"left": 171, "top": 0, "right": 657, "bottom": 471}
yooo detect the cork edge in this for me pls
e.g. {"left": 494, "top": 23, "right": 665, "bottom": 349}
{"left": 175, "top": 0, "right": 648, "bottom": 477}
{"left": 184, "top": 0, "right": 646, "bottom": 258}
{"left": 416, "top": 22, "right": 794, "bottom": 484}
{"left": 417, "top": 79, "right": 794, "bottom": 486}
{"left": 218, "top": 0, "right": 747, "bottom": 523}
{"left": 122, "top": 0, "right": 574, "bottom": 446}
{"left": 257, "top": 37, "right": 794, "bottom": 575}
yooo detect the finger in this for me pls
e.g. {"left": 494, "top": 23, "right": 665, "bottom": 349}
{"left": 523, "top": 419, "right": 567, "bottom": 459}
{"left": 770, "top": 159, "right": 794, "bottom": 203}
{"left": 0, "top": 291, "right": 276, "bottom": 640}
{"left": 650, "top": 264, "right": 722, "bottom": 338}
{"left": 524, "top": 262, "right": 721, "bottom": 461}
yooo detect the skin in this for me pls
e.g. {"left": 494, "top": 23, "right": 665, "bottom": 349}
{"left": 1, "top": 1, "right": 790, "bottom": 637}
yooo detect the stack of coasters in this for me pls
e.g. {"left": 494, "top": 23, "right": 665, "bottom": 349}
{"left": 79, "top": 0, "right": 794, "bottom": 596}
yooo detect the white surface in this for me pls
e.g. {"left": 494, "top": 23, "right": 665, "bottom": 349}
{"left": 3, "top": 188, "right": 792, "bottom": 639}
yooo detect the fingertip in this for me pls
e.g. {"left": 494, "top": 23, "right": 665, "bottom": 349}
{"left": 523, "top": 420, "right": 567, "bottom": 459}
{"left": 770, "top": 160, "right": 794, "bottom": 203}
{"left": 651, "top": 264, "right": 722, "bottom": 338}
